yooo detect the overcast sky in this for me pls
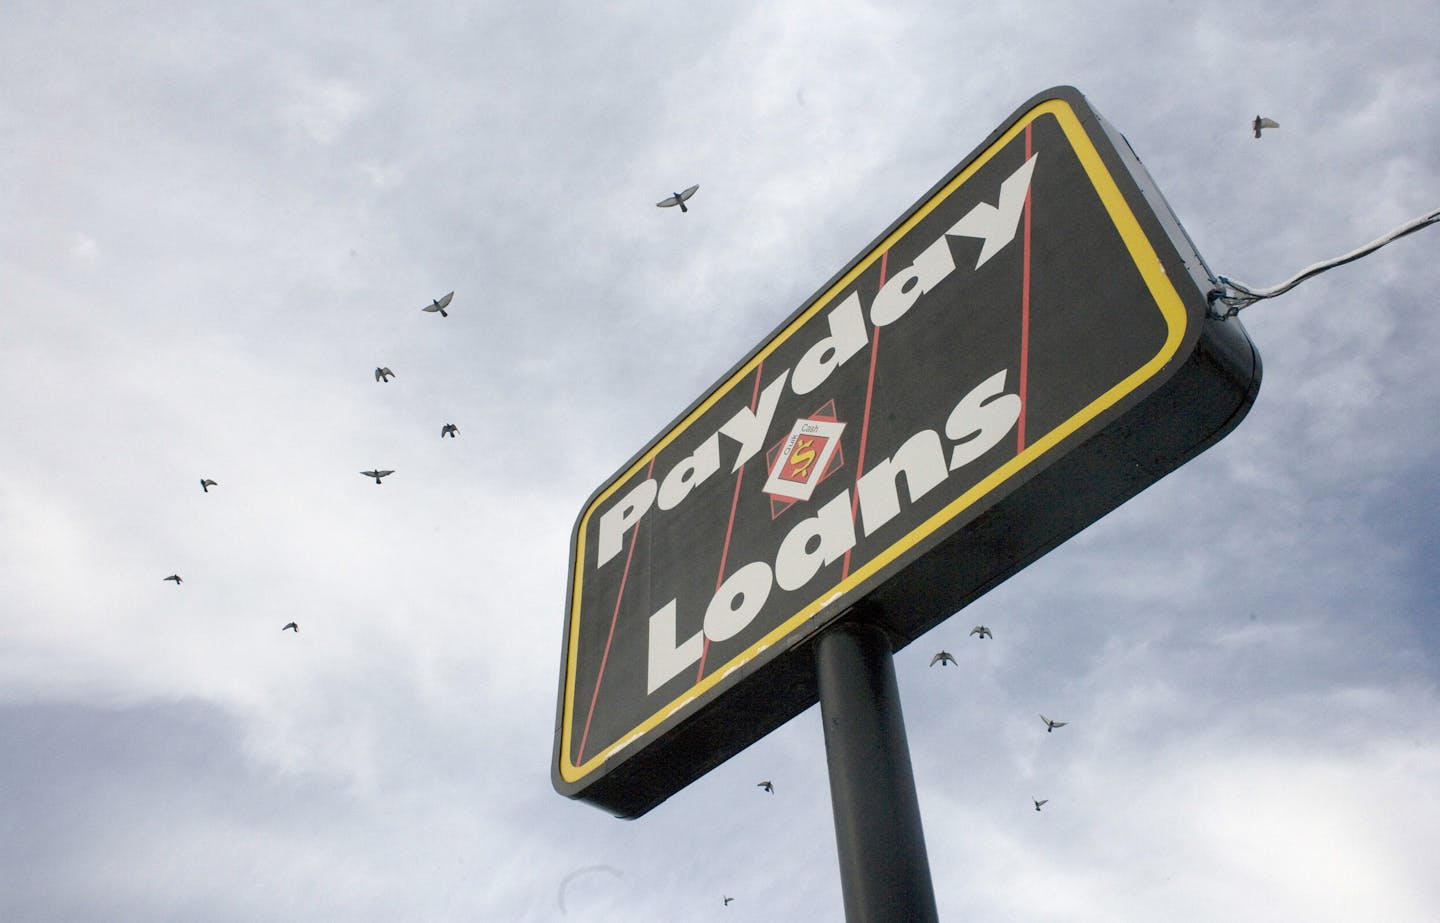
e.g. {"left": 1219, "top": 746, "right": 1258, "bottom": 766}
{"left": 4, "top": 1, "right": 1439, "bottom": 920}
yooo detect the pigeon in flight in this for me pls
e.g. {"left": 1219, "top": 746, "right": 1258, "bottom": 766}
{"left": 282, "top": 622, "right": 298, "bottom": 632}
{"left": 200, "top": 478, "right": 218, "bottom": 493}
{"left": 723, "top": 896, "right": 734, "bottom": 906}
{"left": 656, "top": 184, "right": 699, "bottom": 213}
{"left": 969, "top": 625, "right": 992, "bottom": 639}
{"left": 1041, "top": 715, "right": 1067, "bottom": 733}
{"left": 1252, "top": 115, "right": 1279, "bottom": 138}
{"left": 163, "top": 574, "right": 182, "bottom": 585}
{"left": 422, "top": 291, "right": 454, "bottom": 317}
{"left": 757, "top": 781, "right": 773, "bottom": 794}
{"left": 375, "top": 367, "right": 395, "bottom": 382}
{"left": 361, "top": 469, "right": 395, "bottom": 484}
{"left": 1034, "top": 798, "right": 1048, "bottom": 812}
{"left": 441, "top": 423, "right": 458, "bottom": 438}
{"left": 929, "top": 650, "right": 956, "bottom": 667}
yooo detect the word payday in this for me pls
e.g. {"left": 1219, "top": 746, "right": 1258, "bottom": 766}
{"left": 591, "top": 154, "right": 1040, "bottom": 697}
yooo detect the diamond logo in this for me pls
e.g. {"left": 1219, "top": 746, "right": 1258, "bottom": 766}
{"left": 763, "top": 417, "right": 846, "bottom": 503}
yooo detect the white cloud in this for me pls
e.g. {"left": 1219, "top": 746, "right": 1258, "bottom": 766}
{"left": 279, "top": 74, "right": 368, "bottom": 144}
{"left": 69, "top": 231, "right": 100, "bottom": 262}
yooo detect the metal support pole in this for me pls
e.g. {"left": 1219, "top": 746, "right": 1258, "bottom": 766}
{"left": 815, "top": 620, "right": 939, "bottom": 923}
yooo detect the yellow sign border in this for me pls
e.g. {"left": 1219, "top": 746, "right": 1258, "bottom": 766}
{"left": 558, "top": 97, "right": 1189, "bottom": 784}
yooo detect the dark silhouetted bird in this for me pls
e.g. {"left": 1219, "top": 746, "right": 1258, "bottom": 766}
{"left": 163, "top": 574, "right": 182, "bottom": 585}
{"left": 970, "top": 625, "right": 992, "bottom": 639}
{"left": 723, "top": 896, "right": 734, "bottom": 906}
{"left": 1041, "top": 715, "right": 1067, "bottom": 733}
{"left": 360, "top": 469, "right": 394, "bottom": 484}
{"left": 757, "top": 781, "right": 773, "bottom": 793}
{"left": 441, "top": 423, "right": 458, "bottom": 438}
{"left": 930, "top": 650, "right": 956, "bottom": 667}
{"left": 422, "top": 291, "right": 454, "bottom": 317}
{"left": 1034, "top": 798, "right": 1048, "bottom": 812}
{"left": 375, "top": 367, "right": 395, "bottom": 382}
{"left": 657, "top": 184, "right": 699, "bottom": 213}
{"left": 282, "top": 622, "right": 298, "bottom": 632}
{"left": 1253, "top": 115, "right": 1279, "bottom": 138}
{"left": 200, "top": 478, "right": 218, "bottom": 493}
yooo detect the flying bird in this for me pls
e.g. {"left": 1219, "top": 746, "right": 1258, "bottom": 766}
{"left": 723, "top": 896, "right": 734, "bottom": 906}
{"left": 375, "top": 367, "right": 395, "bottom": 382}
{"left": 199, "top": 478, "right": 217, "bottom": 493}
{"left": 1252, "top": 115, "right": 1279, "bottom": 138}
{"left": 1041, "top": 715, "right": 1067, "bottom": 733}
{"left": 422, "top": 291, "right": 454, "bottom": 317}
{"left": 282, "top": 622, "right": 298, "bottom": 632}
{"left": 360, "top": 469, "right": 395, "bottom": 484}
{"left": 757, "top": 780, "right": 773, "bottom": 794}
{"left": 929, "top": 650, "right": 956, "bottom": 667}
{"left": 441, "top": 423, "right": 458, "bottom": 438}
{"left": 1034, "top": 798, "right": 1048, "bottom": 812}
{"left": 163, "top": 574, "right": 182, "bottom": 585}
{"left": 969, "top": 625, "right": 992, "bottom": 639}
{"left": 656, "top": 184, "right": 699, "bottom": 213}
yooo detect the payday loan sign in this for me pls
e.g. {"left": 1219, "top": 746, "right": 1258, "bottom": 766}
{"left": 554, "top": 87, "right": 1261, "bottom": 817}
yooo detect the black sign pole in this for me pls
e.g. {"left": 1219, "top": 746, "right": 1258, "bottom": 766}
{"left": 816, "top": 618, "right": 939, "bottom": 922}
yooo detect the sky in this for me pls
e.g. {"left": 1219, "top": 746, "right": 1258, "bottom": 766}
{"left": 3, "top": 1, "right": 1439, "bottom": 920}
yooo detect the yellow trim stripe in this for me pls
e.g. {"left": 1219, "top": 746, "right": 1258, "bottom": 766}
{"left": 558, "top": 97, "right": 1189, "bottom": 783}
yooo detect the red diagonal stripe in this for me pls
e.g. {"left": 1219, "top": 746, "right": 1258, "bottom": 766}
{"left": 697, "top": 361, "right": 765, "bottom": 681}
{"left": 1018, "top": 124, "right": 1033, "bottom": 452}
{"left": 842, "top": 249, "right": 888, "bottom": 579}
{"left": 577, "top": 456, "right": 656, "bottom": 763}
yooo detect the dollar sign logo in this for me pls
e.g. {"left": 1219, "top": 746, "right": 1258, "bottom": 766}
{"left": 787, "top": 437, "right": 818, "bottom": 479}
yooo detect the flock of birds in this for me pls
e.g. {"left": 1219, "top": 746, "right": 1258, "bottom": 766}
{"left": 164, "top": 157, "right": 1284, "bottom": 909}
{"left": 160, "top": 289, "right": 466, "bottom": 632}
{"left": 707, "top": 627, "right": 1065, "bottom": 907}
{"left": 703, "top": 626, "right": 1069, "bottom": 907}
{"left": 125, "top": 108, "right": 1439, "bottom": 919}
{"left": 929, "top": 627, "right": 1068, "bottom": 812}
{"left": 167, "top": 151, "right": 1288, "bottom": 909}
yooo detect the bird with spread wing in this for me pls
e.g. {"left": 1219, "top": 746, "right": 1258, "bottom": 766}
{"left": 1252, "top": 115, "right": 1279, "bottom": 138}
{"left": 656, "top": 184, "right": 699, "bottom": 213}
{"left": 422, "top": 292, "right": 454, "bottom": 317}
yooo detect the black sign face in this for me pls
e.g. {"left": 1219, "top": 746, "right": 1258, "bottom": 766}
{"left": 555, "top": 87, "right": 1260, "bottom": 817}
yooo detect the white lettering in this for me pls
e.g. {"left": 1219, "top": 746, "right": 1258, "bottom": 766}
{"left": 791, "top": 292, "right": 869, "bottom": 395}
{"left": 596, "top": 154, "right": 1042, "bottom": 567}
{"left": 703, "top": 561, "right": 774, "bottom": 642}
{"left": 646, "top": 599, "right": 703, "bottom": 694}
{"left": 596, "top": 478, "right": 657, "bottom": 567}
{"left": 869, "top": 235, "right": 958, "bottom": 327}
{"left": 946, "top": 153, "right": 1038, "bottom": 270}
{"left": 946, "top": 370, "right": 1022, "bottom": 469}
{"left": 658, "top": 433, "right": 721, "bottom": 510}
{"left": 856, "top": 429, "right": 949, "bottom": 537}
{"left": 718, "top": 371, "right": 790, "bottom": 473}
{"left": 774, "top": 490, "right": 858, "bottom": 592}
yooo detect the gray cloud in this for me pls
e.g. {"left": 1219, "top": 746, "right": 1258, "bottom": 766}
{"left": 3, "top": 1, "right": 1439, "bottom": 919}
